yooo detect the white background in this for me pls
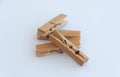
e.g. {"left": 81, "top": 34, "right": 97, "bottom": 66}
{"left": 0, "top": 0, "right": 120, "bottom": 77}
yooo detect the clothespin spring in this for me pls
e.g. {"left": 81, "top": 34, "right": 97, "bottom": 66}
{"left": 62, "top": 39, "right": 80, "bottom": 54}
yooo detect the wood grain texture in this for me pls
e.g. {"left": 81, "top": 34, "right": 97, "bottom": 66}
{"left": 49, "top": 30, "right": 89, "bottom": 66}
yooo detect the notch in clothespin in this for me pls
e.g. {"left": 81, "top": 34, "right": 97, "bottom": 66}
{"left": 37, "top": 14, "right": 67, "bottom": 40}
{"left": 36, "top": 30, "right": 80, "bottom": 57}
{"left": 49, "top": 30, "right": 89, "bottom": 66}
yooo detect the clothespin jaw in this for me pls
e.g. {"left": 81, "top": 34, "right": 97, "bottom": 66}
{"left": 37, "top": 14, "right": 67, "bottom": 40}
{"left": 49, "top": 30, "right": 89, "bottom": 66}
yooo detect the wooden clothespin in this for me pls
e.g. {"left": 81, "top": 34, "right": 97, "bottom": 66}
{"left": 36, "top": 37, "right": 80, "bottom": 57}
{"left": 37, "top": 30, "right": 80, "bottom": 40}
{"left": 37, "top": 14, "right": 67, "bottom": 40}
{"left": 49, "top": 30, "right": 89, "bottom": 66}
{"left": 36, "top": 30, "right": 80, "bottom": 57}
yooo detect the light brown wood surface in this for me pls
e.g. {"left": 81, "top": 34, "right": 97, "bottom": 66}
{"left": 38, "top": 14, "right": 67, "bottom": 37}
{"left": 49, "top": 30, "right": 89, "bottom": 66}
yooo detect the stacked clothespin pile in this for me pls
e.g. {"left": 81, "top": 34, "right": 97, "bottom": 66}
{"left": 36, "top": 14, "right": 89, "bottom": 66}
